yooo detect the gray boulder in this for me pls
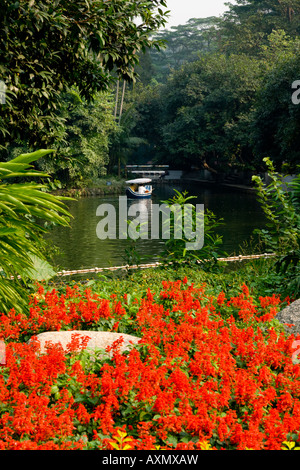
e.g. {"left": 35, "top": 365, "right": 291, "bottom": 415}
{"left": 276, "top": 299, "right": 300, "bottom": 336}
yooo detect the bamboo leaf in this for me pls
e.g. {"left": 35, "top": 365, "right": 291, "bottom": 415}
{"left": 11, "top": 149, "right": 55, "bottom": 165}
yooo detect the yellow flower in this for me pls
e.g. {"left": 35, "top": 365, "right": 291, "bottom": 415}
{"left": 110, "top": 430, "right": 134, "bottom": 450}
{"left": 281, "top": 441, "right": 300, "bottom": 450}
{"left": 198, "top": 440, "right": 212, "bottom": 450}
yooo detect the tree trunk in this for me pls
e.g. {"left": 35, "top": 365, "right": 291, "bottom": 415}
{"left": 114, "top": 80, "right": 119, "bottom": 119}
{"left": 118, "top": 81, "right": 126, "bottom": 124}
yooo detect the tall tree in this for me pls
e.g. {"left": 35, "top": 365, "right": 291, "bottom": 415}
{"left": 122, "top": 80, "right": 164, "bottom": 164}
{"left": 251, "top": 32, "right": 300, "bottom": 170}
{"left": 0, "top": 0, "right": 169, "bottom": 153}
{"left": 220, "top": 0, "right": 300, "bottom": 54}
{"left": 149, "top": 17, "right": 220, "bottom": 81}
{"left": 155, "top": 52, "right": 262, "bottom": 171}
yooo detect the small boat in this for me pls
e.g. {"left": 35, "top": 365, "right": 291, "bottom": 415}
{"left": 125, "top": 178, "right": 153, "bottom": 199}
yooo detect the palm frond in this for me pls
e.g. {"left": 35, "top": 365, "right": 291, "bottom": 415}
{"left": 0, "top": 149, "right": 73, "bottom": 313}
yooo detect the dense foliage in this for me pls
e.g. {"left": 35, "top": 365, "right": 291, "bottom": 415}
{"left": 0, "top": 0, "right": 168, "bottom": 156}
{"left": 2, "top": 0, "right": 300, "bottom": 179}
{"left": 220, "top": 0, "right": 300, "bottom": 55}
{"left": 149, "top": 17, "right": 220, "bottom": 82}
{"left": 124, "top": 2, "right": 300, "bottom": 173}
{"left": 252, "top": 158, "right": 300, "bottom": 297}
{"left": 41, "top": 89, "right": 118, "bottom": 185}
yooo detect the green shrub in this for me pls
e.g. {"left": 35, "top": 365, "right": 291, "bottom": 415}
{"left": 252, "top": 158, "right": 300, "bottom": 298}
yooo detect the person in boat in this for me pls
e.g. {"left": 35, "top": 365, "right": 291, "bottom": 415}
{"left": 130, "top": 183, "right": 138, "bottom": 192}
{"left": 138, "top": 185, "right": 146, "bottom": 194}
{"left": 130, "top": 184, "right": 149, "bottom": 194}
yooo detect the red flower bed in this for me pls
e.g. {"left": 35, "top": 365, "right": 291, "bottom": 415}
{"left": 0, "top": 279, "right": 299, "bottom": 450}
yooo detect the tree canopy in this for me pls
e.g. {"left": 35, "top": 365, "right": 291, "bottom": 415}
{"left": 149, "top": 17, "right": 220, "bottom": 82}
{"left": 123, "top": 3, "right": 300, "bottom": 173}
{"left": 0, "top": 0, "right": 169, "bottom": 152}
{"left": 220, "top": 0, "right": 300, "bottom": 54}
{"left": 2, "top": 0, "right": 300, "bottom": 177}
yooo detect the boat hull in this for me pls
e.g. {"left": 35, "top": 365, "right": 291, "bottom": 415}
{"left": 126, "top": 187, "right": 152, "bottom": 199}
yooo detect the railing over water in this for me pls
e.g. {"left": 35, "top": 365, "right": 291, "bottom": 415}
{"left": 56, "top": 253, "right": 276, "bottom": 277}
{"left": 7, "top": 253, "right": 276, "bottom": 280}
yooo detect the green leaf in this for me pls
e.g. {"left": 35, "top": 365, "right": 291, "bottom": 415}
{"left": 11, "top": 149, "right": 55, "bottom": 165}
{"left": 0, "top": 149, "right": 72, "bottom": 312}
{"left": 0, "top": 227, "right": 18, "bottom": 236}
{"left": 23, "top": 255, "right": 56, "bottom": 281}
{"left": 166, "top": 434, "right": 178, "bottom": 446}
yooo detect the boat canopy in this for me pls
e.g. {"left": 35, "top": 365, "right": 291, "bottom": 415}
{"left": 125, "top": 178, "right": 152, "bottom": 184}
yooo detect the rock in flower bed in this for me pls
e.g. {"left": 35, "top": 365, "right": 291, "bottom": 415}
{"left": 31, "top": 330, "right": 140, "bottom": 358}
{"left": 276, "top": 299, "right": 300, "bottom": 336}
{"left": 0, "top": 279, "right": 299, "bottom": 450}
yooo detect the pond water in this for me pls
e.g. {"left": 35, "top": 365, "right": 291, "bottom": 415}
{"left": 45, "top": 181, "right": 267, "bottom": 271}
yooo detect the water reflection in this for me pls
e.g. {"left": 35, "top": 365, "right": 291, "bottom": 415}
{"left": 127, "top": 198, "right": 153, "bottom": 239}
